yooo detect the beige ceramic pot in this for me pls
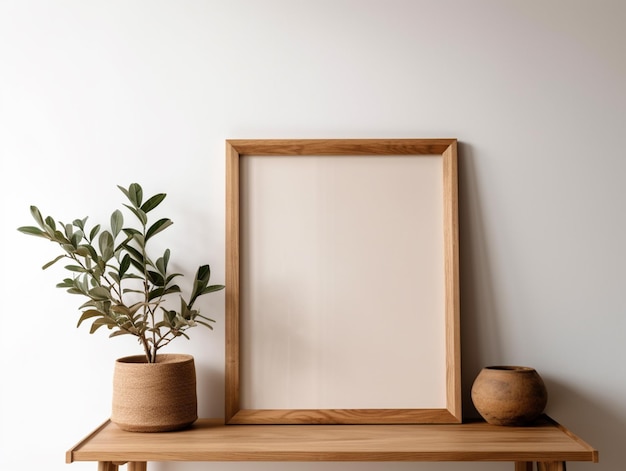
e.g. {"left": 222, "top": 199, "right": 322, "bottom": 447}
{"left": 111, "top": 354, "right": 198, "bottom": 432}
{"left": 471, "top": 366, "right": 547, "bottom": 426}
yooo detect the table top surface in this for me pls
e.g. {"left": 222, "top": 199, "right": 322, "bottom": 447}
{"left": 67, "top": 415, "right": 598, "bottom": 463}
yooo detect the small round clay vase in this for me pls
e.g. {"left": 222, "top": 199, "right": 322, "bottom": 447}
{"left": 111, "top": 354, "right": 198, "bottom": 432}
{"left": 471, "top": 366, "right": 547, "bottom": 426}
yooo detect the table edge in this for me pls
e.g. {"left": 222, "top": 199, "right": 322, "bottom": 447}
{"left": 66, "top": 416, "right": 599, "bottom": 464}
{"left": 67, "top": 420, "right": 112, "bottom": 464}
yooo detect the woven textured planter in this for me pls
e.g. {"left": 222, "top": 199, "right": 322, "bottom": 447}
{"left": 111, "top": 354, "right": 198, "bottom": 432}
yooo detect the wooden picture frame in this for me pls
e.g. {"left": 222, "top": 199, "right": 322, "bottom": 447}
{"left": 225, "top": 139, "right": 461, "bottom": 424}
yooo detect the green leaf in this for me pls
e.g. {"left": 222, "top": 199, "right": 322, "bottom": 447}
{"left": 147, "top": 270, "right": 165, "bottom": 287}
{"left": 61, "top": 244, "right": 75, "bottom": 254}
{"left": 121, "top": 227, "right": 141, "bottom": 238}
{"left": 119, "top": 253, "right": 131, "bottom": 278}
{"left": 65, "top": 265, "right": 87, "bottom": 273}
{"left": 127, "top": 257, "right": 145, "bottom": 274}
{"left": 89, "top": 318, "right": 114, "bottom": 334}
{"left": 111, "top": 210, "right": 123, "bottom": 237}
{"left": 42, "top": 255, "right": 66, "bottom": 270}
{"left": 78, "top": 299, "right": 97, "bottom": 310}
{"left": 116, "top": 229, "right": 137, "bottom": 254}
{"left": 98, "top": 231, "right": 114, "bottom": 261}
{"left": 56, "top": 278, "right": 75, "bottom": 289}
{"left": 74, "top": 246, "right": 90, "bottom": 257}
{"left": 123, "top": 204, "right": 148, "bottom": 225}
{"left": 110, "top": 304, "right": 132, "bottom": 318}
{"left": 141, "top": 193, "right": 166, "bottom": 213}
{"left": 72, "top": 217, "right": 87, "bottom": 230}
{"left": 132, "top": 232, "right": 146, "bottom": 248}
{"left": 164, "top": 285, "right": 181, "bottom": 295}
{"left": 180, "top": 297, "right": 191, "bottom": 317}
{"left": 146, "top": 218, "right": 173, "bottom": 240}
{"left": 153, "top": 320, "right": 170, "bottom": 329}
{"left": 119, "top": 272, "right": 142, "bottom": 281}
{"left": 81, "top": 275, "right": 93, "bottom": 292}
{"left": 17, "top": 226, "right": 49, "bottom": 238}
{"left": 29, "top": 206, "right": 45, "bottom": 227}
{"left": 118, "top": 183, "right": 143, "bottom": 208}
{"left": 201, "top": 284, "right": 225, "bottom": 295}
{"left": 196, "top": 313, "right": 216, "bottom": 322}
{"left": 79, "top": 244, "right": 99, "bottom": 261}
{"left": 109, "top": 330, "right": 132, "bottom": 338}
{"left": 89, "top": 286, "right": 111, "bottom": 301}
{"left": 122, "top": 288, "right": 145, "bottom": 295}
{"left": 127, "top": 302, "right": 145, "bottom": 315}
{"left": 65, "top": 288, "right": 83, "bottom": 295}
{"left": 124, "top": 244, "right": 145, "bottom": 267}
{"left": 148, "top": 284, "right": 181, "bottom": 300}
{"left": 88, "top": 224, "right": 101, "bottom": 242}
{"left": 91, "top": 264, "right": 102, "bottom": 279}
{"left": 71, "top": 230, "right": 83, "bottom": 248}
{"left": 163, "top": 309, "right": 176, "bottom": 324}
{"left": 156, "top": 250, "right": 169, "bottom": 276}
{"left": 164, "top": 272, "right": 182, "bottom": 285}
{"left": 188, "top": 265, "right": 213, "bottom": 307}
{"left": 77, "top": 309, "right": 103, "bottom": 327}
{"left": 196, "top": 320, "right": 215, "bottom": 330}
{"left": 197, "top": 265, "right": 211, "bottom": 284}
{"left": 129, "top": 183, "right": 143, "bottom": 207}
{"left": 117, "top": 184, "right": 131, "bottom": 201}
{"left": 45, "top": 216, "right": 56, "bottom": 231}
{"left": 148, "top": 287, "right": 165, "bottom": 301}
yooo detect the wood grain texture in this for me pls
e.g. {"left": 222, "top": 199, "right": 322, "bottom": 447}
{"left": 67, "top": 416, "right": 597, "bottom": 463}
{"left": 442, "top": 140, "right": 461, "bottom": 420}
{"left": 67, "top": 421, "right": 112, "bottom": 464}
{"left": 515, "top": 462, "right": 534, "bottom": 471}
{"left": 127, "top": 462, "right": 147, "bottom": 471}
{"left": 224, "top": 138, "right": 462, "bottom": 424}
{"left": 227, "top": 408, "right": 461, "bottom": 425}
{"left": 225, "top": 141, "right": 241, "bottom": 423}
{"left": 538, "top": 462, "right": 566, "bottom": 471}
{"left": 97, "top": 462, "right": 118, "bottom": 471}
{"left": 226, "top": 139, "right": 456, "bottom": 156}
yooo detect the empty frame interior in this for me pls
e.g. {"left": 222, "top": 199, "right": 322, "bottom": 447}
{"left": 226, "top": 139, "right": 460, "bottom": 424}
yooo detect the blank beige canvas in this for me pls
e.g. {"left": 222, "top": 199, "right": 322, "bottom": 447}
{"left": 240, "top": 154, "right": 446, "bottom": 409}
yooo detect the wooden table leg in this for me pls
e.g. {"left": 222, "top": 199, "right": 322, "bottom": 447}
{"left": 537, "top": 462, "right": 566, "bottom": 471}
{"left": 97, "top": 463, "right": 118, "bottom": 471}
{"left": 96, "top": 461, "right": 146, "bottom": 471}
{"left": 127, "top": 462, "right": 147, "bottom": 471}
{"left": 515, "top": 462, "right": 533, "bottom": 471}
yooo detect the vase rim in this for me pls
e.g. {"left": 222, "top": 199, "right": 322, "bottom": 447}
{"left": 484, "top": 365, "right": 536, "bottom": 372}
{"left": 116, "top": 353, "right": 194, "bottom": 364}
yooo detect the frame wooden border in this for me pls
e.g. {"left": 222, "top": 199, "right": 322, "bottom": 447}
{"left": 225, "top": 139, "right": 461, "bottom": 424}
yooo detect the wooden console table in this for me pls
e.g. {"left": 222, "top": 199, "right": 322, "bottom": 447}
{"left": 67, "top": 416, "right": 597, "bottom": 471}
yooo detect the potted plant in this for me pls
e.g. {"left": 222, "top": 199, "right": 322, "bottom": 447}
{"left": 18, "top": 183, "right": 224, "bottom": 431}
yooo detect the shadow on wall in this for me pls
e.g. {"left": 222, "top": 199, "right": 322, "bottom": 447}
{"left": 196, "top": 363, "right": 224, "bottom": 419}
{"left": 545, "top": 375, "right": 624, "bottom": 470}
{"left": 456, "top": 142, "right": 619, "bottom": 470}
{"left": 457, "top": 141, "right": 504, "bottom": 418}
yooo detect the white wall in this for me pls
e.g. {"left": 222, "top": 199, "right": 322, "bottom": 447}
{"left": 1, "top": 1, "right": 624, "bottom": 470}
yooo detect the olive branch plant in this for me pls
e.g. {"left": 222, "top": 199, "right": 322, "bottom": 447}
{"left": 18, "top": 183, "right": 224, "bottom": 363}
